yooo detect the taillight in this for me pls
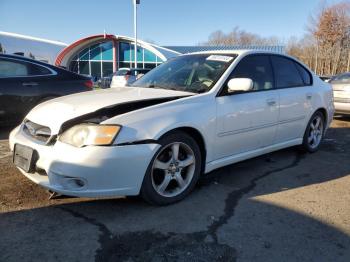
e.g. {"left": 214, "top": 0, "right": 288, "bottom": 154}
{"left": 84, "top": 80, "right": 93, "bottom": 88}
{"left": 124, "top": 75, "right": 130, "bottom": 80}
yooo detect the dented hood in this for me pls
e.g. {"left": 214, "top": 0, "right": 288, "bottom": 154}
{"left": 26, "top": 87, "right": 193, "bottom": 134}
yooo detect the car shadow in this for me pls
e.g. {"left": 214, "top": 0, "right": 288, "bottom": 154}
{"left": 334, "top": 114, "right": 350, "bottom": 122}
{"left": 0, "top": 125, "right": 350, "bottom": 261}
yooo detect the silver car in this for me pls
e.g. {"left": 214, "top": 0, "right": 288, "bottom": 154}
{"left": 329, "top": 72, "right": 350, "bottom": 114}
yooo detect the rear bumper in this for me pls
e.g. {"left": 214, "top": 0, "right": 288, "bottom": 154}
{"left": 334, "top": 102, "right": 350, "bottom": 114}
{"left": 9, "top": 126, "right": 160, "bottom": 197}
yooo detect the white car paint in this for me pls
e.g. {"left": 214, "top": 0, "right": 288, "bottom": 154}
{"left": 26, "top": 87, "right": 193, "bottom": 134}
{"left": 110, "top": 68, "right": 149, "bottom": 88}
{"left": 9, "top": 50, "right": 335, "bottom": 199}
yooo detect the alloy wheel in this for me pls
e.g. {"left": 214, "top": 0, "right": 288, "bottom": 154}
{"left": 151, "top": 142, "right": 196, "bottom": 198}
{"left": 307, "top": 115, "right": 324, "bottom": 149}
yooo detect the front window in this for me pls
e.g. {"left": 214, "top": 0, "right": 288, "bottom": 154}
{"left": 132, "top": 54, "right": 237, "bottom": 93}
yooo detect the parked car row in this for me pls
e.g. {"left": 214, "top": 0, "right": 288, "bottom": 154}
{"left": 9, "top": 50, "right": 335, "bottom": 205}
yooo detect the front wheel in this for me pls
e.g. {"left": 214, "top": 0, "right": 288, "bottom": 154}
{"left": 141, "top": 131, "right": 202, "bottom": 205}
{"left": 301, "top": 111, "right": 325, "bottom": 153}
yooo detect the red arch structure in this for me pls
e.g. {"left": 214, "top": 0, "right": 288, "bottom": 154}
{"left": 54, "top": 34, "right": 116, "bottom": 67}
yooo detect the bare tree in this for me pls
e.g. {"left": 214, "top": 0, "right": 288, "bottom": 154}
{"left": 202, "top": 26, "right": 281, "bottom": 46}
{"left": 306, "top": 1, "right": 350, "bottom": 75}
{"left": 203, "top": 1, "right": 350, "bottom": 75}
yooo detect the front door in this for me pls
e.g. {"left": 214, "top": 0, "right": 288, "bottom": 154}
{"left": 215, "top": 55, "right": 279, "bottom": 160}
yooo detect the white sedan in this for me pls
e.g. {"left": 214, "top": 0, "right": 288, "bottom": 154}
{"left": 9, "top": 50, "right": 334, "bottom": 205}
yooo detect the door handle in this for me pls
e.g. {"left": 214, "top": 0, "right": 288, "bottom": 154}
{"left": 306, "top": 93, "right": 312, "bottom": 100}
{"left": 266, "top": 99, "right": 276, "bottom": 106}
{"left": 22, "top": 82, "right": 38, "bottom": 87}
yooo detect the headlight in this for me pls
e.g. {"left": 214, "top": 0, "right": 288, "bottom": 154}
{"left": 344, "top": 86, "right": 350, "bottom": 92}
{"left": 59, "top": 124, "right": 121, "bottom": 147}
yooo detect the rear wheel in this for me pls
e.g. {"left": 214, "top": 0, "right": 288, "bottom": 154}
{"left": 301, "top": 111, "right": 325, "bottom": 153}
{"left": 141, "top": 131, "right": 201, "bottom": 205}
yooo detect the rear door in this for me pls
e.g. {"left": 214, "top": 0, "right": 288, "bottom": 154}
{"left": 270, "top": 55, "right": 313, "bottom": 143}
{"left": 215, "top": 55, "right": 279, "bottom": 159}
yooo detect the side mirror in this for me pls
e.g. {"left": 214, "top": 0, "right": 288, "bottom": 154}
{"left": 227, "top": 78, "right": 253, "bottom": 93}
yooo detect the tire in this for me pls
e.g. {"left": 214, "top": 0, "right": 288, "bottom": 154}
{"left": 301, "top": 111, "right": 325, "bottom": 153}
{"left": 141, "top": 131, "right": 202, "bottom": 205}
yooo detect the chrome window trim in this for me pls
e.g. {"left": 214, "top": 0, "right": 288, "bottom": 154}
{"left": 0, "top": 57, "right": 57, "bottom": 78}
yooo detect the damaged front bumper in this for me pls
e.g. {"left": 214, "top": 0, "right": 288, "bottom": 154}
{"left": 9, "top": 125, "right": 160, "bottom": 198}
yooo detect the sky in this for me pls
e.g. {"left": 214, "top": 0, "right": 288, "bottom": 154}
{"left": 0, "top": 0, "right": 345, "bottom": 46}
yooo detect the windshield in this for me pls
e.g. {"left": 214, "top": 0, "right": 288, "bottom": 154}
{"left": 131, "top": 54, "right": 237, "bottom": 93}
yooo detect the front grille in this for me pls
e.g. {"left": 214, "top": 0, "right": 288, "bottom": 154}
{"left": 334, "top": 97, "right": 350, "bottom": 103}
{"left": 23, "top": 120, "right": 53, "bottom": 144}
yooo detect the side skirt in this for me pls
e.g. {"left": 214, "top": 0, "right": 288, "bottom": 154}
{"left": 205, "top": 138, "right": 302, "bottom": 173}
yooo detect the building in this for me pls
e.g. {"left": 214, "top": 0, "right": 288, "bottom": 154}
{"left": 0, "top": 31, "right": 67, "bottom": 64}
{"left": 55, "top": 35, "right": 285, "bottom": 79}
{"left": 54, "top": 34, "right": 180, "bottom": 78}
{"left": 1, "top": 31, "right": 285, "bottom": 79}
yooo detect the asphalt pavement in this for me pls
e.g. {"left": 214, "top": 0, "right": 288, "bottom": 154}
{"left": 0, "top": 117, "right": 349, "bottom": 262}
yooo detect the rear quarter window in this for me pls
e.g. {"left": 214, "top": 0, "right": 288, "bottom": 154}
{"left": 27, "top": 63, "right": 52, "bottom": 76}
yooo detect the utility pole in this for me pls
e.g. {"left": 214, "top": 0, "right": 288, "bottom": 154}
{"left": 314, "top": 39, "right": 319, "bottom": 75}
{"left": 133, "top": 0, "right": 140, "bottom": 69}
{"left": 347, "top": 45, "right": 350, "bottom": 72}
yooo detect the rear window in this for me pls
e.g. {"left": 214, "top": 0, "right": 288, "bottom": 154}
{"left": 27, "top": 63, "right": 52, "bottom": 76}
{"left": 115, "top": 70, "right": 130, "bottom": 76}
{"left": 131, "top": 69, "right": 149, "bottom": 74}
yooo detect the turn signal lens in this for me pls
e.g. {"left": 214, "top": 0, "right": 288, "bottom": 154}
{"left": 59, "top": 124, "right": 121, "bottom": 147}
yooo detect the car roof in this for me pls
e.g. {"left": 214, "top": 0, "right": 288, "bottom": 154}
{"left": 0, "top": 53, "right": 59, "bottom": 69}
{"left": 185, "top": 49, "right": 285, "bottom": 57}
{"left": 0, "top": 53, "right": 90, "bottom": 78}
{"left": 0, "top": 53, "right": 46, "bottom": 63}
{"left": 182, "top": 49, "right": 312, "bottom": 72}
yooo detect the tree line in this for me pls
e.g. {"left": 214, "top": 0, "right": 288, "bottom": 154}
{"left": 201, "top": 1, "right": 350, "bottom": 76}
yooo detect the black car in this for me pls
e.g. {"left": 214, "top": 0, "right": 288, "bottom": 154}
{"left": 0, "top": 54, "right": 93, "bottom": 126}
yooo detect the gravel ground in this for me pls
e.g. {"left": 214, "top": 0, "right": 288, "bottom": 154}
{"left": 0, "top": 117, "right": 349, "bottom": 262}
